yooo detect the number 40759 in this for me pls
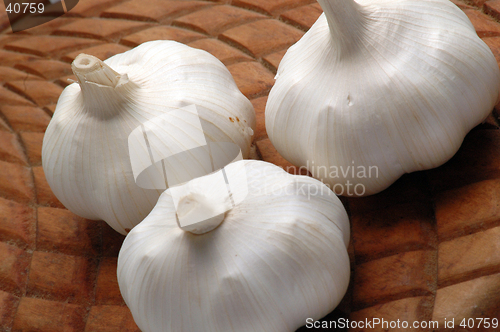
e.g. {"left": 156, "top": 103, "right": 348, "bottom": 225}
{"left": 460, "top": 318, "right": 499, "bottom": 329}
{"left": 6, "top": 2, "right": 44, "bottom": 14}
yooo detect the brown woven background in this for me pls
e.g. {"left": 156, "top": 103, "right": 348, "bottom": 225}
{"left": 1, "top": 0, "right": 500, "bottom": 331}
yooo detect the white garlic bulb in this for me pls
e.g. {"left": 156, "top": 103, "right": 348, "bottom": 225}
{"left": 265, "top": 0, "right": 500, "bottom": 196}
{"left": 42, "top": 40, "right": 256, "bottom": 234}
{"left": 117, "top": 160, "right": 350, "bottom": 332}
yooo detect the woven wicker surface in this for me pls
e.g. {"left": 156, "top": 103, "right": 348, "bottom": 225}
{"left": 0, "top": 0, "right": 500, "bottom": 331}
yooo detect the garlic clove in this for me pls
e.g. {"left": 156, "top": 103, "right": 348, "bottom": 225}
{"left": 265, "top": 0, "right": 500, "bottom": 196}
{"left": 117, "top": 160, "right": 350, "bottom": 332}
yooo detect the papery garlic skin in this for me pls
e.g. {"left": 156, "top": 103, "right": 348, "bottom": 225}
{"left": 266, "top": 0, "right": 500, "bottom": 196}
{"left": 42, "top": 41, "right": 256, "bottom": 234}
{"left": 117, "top": 160, "right": 350, "bottom": 332}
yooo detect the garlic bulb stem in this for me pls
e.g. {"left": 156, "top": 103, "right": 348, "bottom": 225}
{"left": 71, "top": 54, "right": 136, "bottom": 118}
{"left": 173, "top": 166, "right": 239, "bottom": 235}
{"left": 318, "top": 0, "right": 368, "bottom": 57}
{"left": 72, "top": 54, "right": 123, "bottom": 87}
{"left": 175, "top": 191, "right": 229, "bottom": 235}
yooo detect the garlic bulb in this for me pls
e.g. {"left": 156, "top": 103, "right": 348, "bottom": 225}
{"left": 265, "top": 0, "right": 500, "bottom": 196}
{"left": 117, "top": 160, "right": 350, "bottom": 332}
{"left": 42, "top": 40, "right": 256, "bottom": 234}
